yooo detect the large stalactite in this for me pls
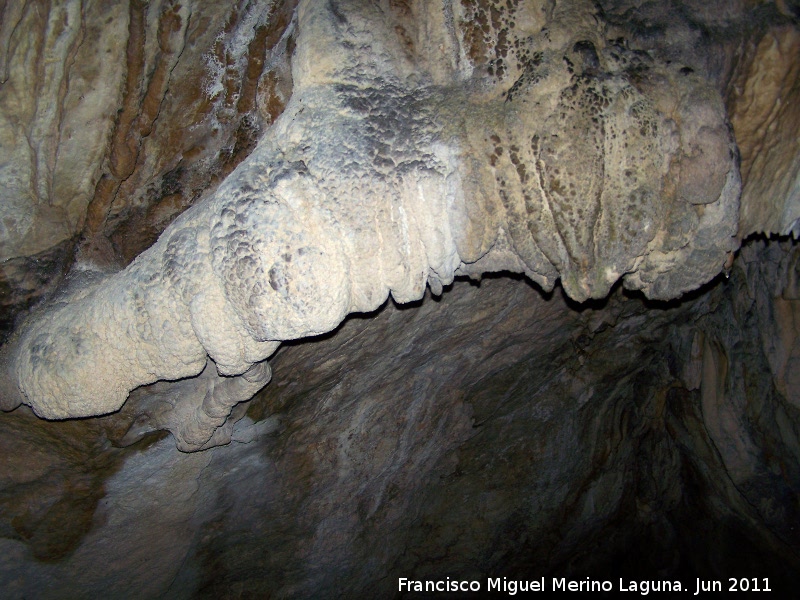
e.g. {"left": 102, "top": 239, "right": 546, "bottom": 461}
{"left": 2, "top": 0, "right": 741, "bottom": 451}
{"left": 0, "top": 0, "right": 799, "bottom": 597}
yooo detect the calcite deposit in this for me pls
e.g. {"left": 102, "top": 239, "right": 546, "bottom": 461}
{"left": 0, "top": 0, "right": 799, "bottom": 597}
{"left": 0, "top": 0, "right": 297, "bottom": 337}
{"left": 2, "top": 0, "right": 743, "bottom": 451}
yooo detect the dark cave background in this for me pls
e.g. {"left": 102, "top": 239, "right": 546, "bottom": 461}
{"left": 2, "top": 238, "right": 799, "bottom": 598}
{"left": 1, "top": 0, "right": 800, "bottom": 597}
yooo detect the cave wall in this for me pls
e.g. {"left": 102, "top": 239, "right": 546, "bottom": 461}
{"left": 1, "top": 239, "right": 799, "bottom": 598}
{"left": 0, "top": 0, "right": 297, "bottom": 338}
{"left": 0, "top": 0, "right": 799, "bottom": 597}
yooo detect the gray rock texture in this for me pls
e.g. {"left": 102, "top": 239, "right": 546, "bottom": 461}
{"left": 0, "top": 238, "right": 798, "bottom": 598}
{"left": 1, "top": 0, "right": 799, "bottom": 596}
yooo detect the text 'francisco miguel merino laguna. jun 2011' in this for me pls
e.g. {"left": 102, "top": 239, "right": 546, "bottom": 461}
{"left": 397, "top": 577, "right": 774, "bottom": 595}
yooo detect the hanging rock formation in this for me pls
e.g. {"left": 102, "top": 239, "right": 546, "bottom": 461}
{"left": 1, "top": 0, "right": 800, "bottom": 597}
{"left": 1, "top": 0, "right": 743, "bottom": 451}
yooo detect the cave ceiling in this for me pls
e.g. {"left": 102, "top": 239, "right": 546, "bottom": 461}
{"left": 0, "top": 0, "right": 799, "bottom": 597}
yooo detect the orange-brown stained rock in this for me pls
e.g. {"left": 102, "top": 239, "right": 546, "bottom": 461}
{"left": 728, "top": 24, "right": 800, "bottom": 237}
{"left": 84, "top": 0, "right": 189, "bottom": 244}
{"left": 106, "top": 0, "right": 147, "bottom": 185}
{"left": 89, "top": 1, "right": 297, "bottom": 265}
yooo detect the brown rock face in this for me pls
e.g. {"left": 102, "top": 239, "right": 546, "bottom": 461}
{"left": 729, "top": 24, "right": 800, "bottom": 236}
{"left": 0, "top": 0, "right": 799, "bottom": 597}
{"left": 0, "top": 0, "right": 297, "bottom": 340}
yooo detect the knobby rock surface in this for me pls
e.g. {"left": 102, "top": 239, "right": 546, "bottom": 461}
{"left": 3, "top": 0, "right": 745, "bottom": 450}
{"left": 0, "top": 0, "right": 799, "bottom": 597}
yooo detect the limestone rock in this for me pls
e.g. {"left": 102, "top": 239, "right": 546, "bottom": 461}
{"left": 0, "top": 0, "right": 297, "bottom": 337}
{"left": 2, "top": 0, "right": 743, "bottom": 447}
{"left": 0, "top": 239, "right": 798, "bottom": 597}
{"left": 729, "top": 24, "right": 800, "bottom": 236}
{"left": 0, "top": 0, "right": 127, "bottom": 262}
{"left": 0, "top": 1, "right": 798, "bottom": 592}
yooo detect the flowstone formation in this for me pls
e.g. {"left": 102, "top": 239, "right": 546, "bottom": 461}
{"left": 1, "top": 0, "right": 741, "bottom": 450}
